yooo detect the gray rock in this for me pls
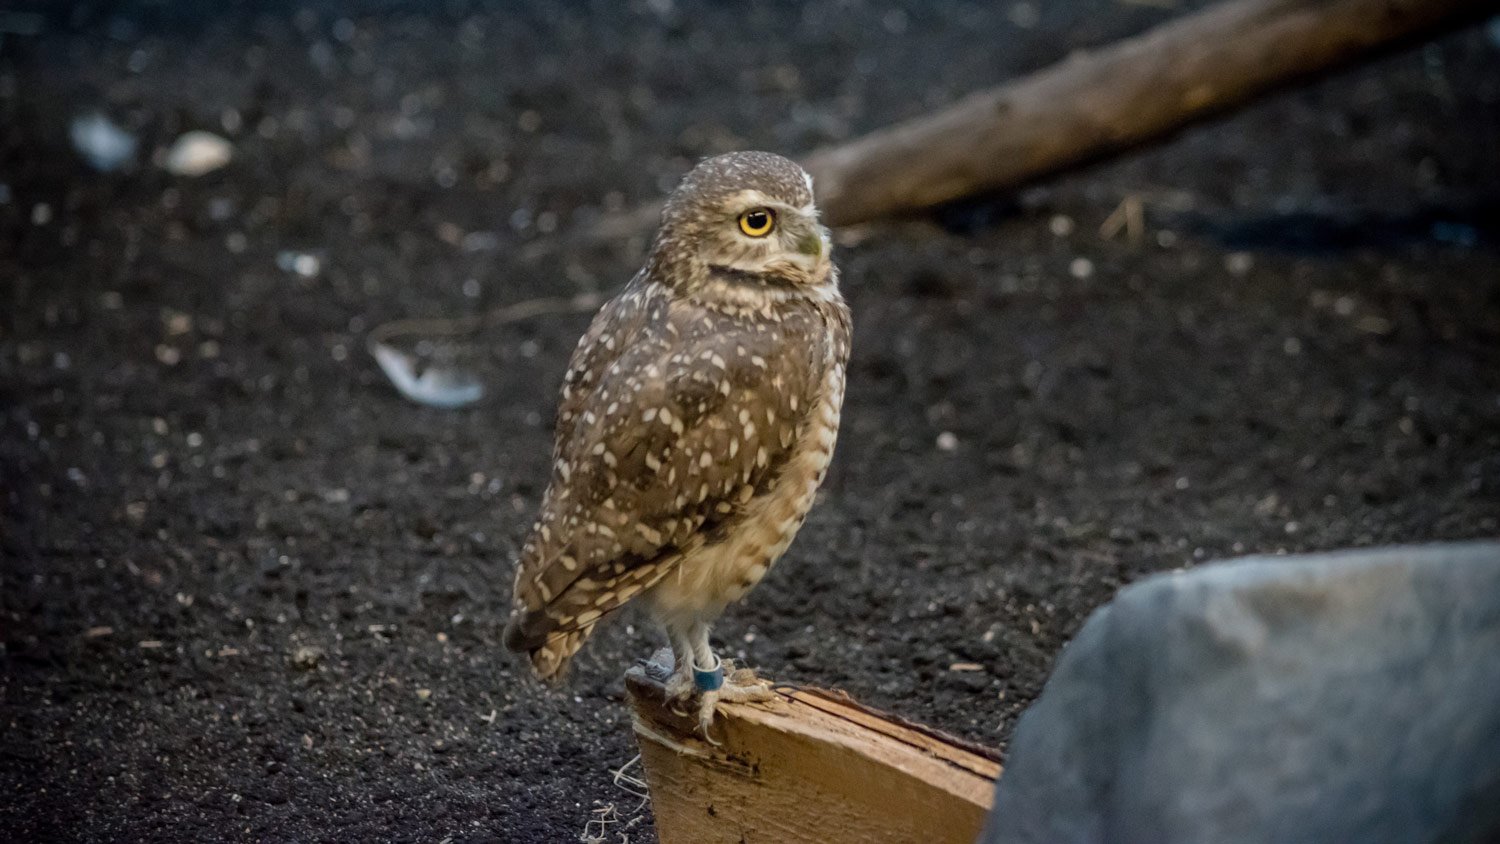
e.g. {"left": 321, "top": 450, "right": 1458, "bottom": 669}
{"left": 981, "top": 542, "right": 1500, "bottom": 844}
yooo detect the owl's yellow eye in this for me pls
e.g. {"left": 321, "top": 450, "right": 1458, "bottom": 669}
{"left": 737, "top": 208, "right": 776, "bottom": 237}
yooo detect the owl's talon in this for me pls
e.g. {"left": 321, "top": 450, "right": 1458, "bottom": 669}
{"left": 690, "top": 662, "right": 777, "bottom": 738}
{"left": 696, "top": 696, "right": 722, "bottom": 743}
{"left": 663, "top": 671, "right": 695, "bottom": 703}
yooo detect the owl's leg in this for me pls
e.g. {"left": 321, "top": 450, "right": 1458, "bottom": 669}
{"left": 689, "top": 621, "right": 775, "bottom": 735}
{"left": 662, "top": 626, "right": 698, "bottom": 703}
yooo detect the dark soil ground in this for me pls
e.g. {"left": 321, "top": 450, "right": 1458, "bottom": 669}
{"left": 3, "top": 1, "right": 1499, "bottom": 841}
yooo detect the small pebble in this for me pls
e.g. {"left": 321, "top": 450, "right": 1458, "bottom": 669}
{"left": 277, "top": 251, "right": 322, "bottom": 278}
{"left": 291, "top": 645, "right": 323, "bottom": 670}
{"left": 71, "top": 112, "right": 138, "bottom": 172}
{"left": 1225, "top": 252, "right": 1254, "bottom": 276}
{"left": 164, "top": 131, "right": 234, "bottom": 177}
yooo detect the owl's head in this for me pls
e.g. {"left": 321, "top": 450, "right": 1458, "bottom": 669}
{"left": 650, "top": 151, "right": 833, "bottom": 293}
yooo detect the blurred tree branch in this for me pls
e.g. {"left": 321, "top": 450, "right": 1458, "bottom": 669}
{"left": 600, "top": 0, "right": 1497, "bottom": 235}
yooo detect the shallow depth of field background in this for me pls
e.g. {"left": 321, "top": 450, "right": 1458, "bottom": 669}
{"left": 2, "top": 2, "right": 1498, "bottom": 840}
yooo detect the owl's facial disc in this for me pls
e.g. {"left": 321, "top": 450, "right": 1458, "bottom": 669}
{"left": 706, "top": 190, "right": 831, "bottom": 286}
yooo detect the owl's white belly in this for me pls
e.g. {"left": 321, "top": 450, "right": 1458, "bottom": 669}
{"left": 646, "top": 360, "right": 846, "bottom": 629}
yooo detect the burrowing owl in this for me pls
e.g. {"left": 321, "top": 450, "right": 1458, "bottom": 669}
{"left": 503, "top": 151, "right": 850, "bottom": 725}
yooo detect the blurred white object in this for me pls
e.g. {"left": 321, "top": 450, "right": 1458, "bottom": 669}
{"left": 275, "top": 250, "right": 322, "bottom": 278}
{"left": 364, "top": 292, "right": 600, "bottom": 411}
{"left": 70, "top": 112, "right": 137, "bottom": 172}
{"left": 370, "top": 343, "right": 484, "bottom": 409}
{"left": 164, "top": 131, "right": 233, "bottom": 176}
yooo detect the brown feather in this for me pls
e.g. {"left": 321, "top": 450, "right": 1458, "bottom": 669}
{"left": 503, "top": 151, "right": 851, "bottom": 680}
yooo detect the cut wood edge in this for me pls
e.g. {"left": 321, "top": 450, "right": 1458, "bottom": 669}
{"left": 625, "top": 652, "right": 1001, "bottom": 844}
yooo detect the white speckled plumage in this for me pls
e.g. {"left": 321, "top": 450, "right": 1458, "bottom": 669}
{"left": 503, "top": 152, "right": 851, "bottom": 700}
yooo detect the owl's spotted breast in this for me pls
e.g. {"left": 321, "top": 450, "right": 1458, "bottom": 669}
{"left": 505, "top": 272, "right": 849, "bottom": 677}
{"left": 645, "top": 315, "right": 847, "bottom": 630}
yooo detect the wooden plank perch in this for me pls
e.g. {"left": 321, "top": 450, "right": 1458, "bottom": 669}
{"left": 806, "top": 0, "right": 1495, "bottom": 227}
{"left": 595, "top": 0, "right": 1493, "bottom": 236}
{"left": 625, "top": 651, "right": 1002, "bottom": 844}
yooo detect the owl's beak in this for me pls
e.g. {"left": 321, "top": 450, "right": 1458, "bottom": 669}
{"left": 796, "top": 231, "right": 824, "bottom": 262}
{"left": 773, "top": 221, "right": 831, "bottom": 283}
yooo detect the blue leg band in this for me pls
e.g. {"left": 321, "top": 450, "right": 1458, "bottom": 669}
{"left": 693, "top": 658, "right": 724, "bottom": 693}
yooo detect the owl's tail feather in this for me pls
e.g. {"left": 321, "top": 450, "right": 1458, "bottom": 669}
{"left": 504, "top": 608, "right": 597, "bottom": 684}
{"left": 526, "top": 625, "right": 595, "bottom": 684}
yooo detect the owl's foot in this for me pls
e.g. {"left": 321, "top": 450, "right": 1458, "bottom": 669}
{"left": 693, "top": 660, "right": 775, "bottom": 738}
{"left": 723, "top": 661, "right": 775, "bottom": 701}
{"left": 663, "top": 668, "right": 695, "bottom": 703}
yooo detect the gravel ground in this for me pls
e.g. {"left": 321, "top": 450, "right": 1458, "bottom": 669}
{"left": 3, "top": 1, "right": 1498, "bottom": 841}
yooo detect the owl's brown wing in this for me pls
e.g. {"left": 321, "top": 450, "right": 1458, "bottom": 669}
{"left": 552, "top": 272, "right": 654, "bottom": 459}
{"left": 505, "top": 287, "right": 828, "bottom": 661}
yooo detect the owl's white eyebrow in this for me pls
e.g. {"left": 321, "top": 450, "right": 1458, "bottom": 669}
{"left": 724, "top": 189, "right": 769, "bottom": 205}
